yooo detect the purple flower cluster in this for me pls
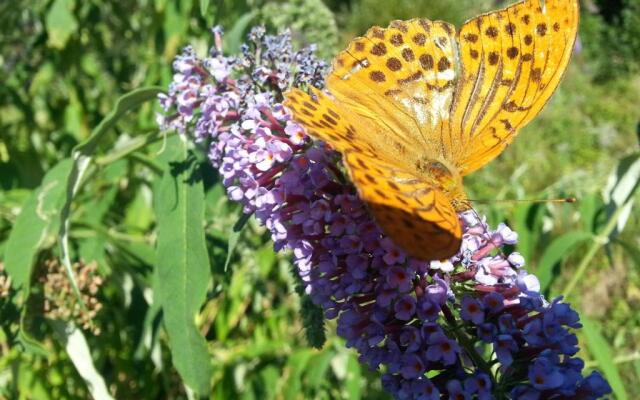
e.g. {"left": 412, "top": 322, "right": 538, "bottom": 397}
{"left": 158, "top": 27, "right": 612, "bottom": 399}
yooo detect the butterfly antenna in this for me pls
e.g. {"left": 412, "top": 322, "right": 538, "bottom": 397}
{"left": 468, "top": 197, "right": 577, "bottom": 204}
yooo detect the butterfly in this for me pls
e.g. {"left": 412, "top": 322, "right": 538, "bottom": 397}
{"left": 283, "top": 0, "right": 579, "bottom": 261}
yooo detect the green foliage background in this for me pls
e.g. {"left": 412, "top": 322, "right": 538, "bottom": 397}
{"left": 0, "top": 0, "right": 639, "bottom": 398}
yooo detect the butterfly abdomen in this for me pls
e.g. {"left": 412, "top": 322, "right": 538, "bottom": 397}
{"left": 412, "top": 157, "right": 467, "bottom": 211}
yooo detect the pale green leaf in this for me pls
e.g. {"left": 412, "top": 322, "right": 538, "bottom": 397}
{"left": 305, "top": 350, "right": 334, "bottom": 389}
{"left": 344, "top": 354, "right": 363, "bottom": 400}
{"left": 46, "top": 0, "right": 78, "bottom": 49}
{"left": 603, "top": 153, "right": 640, "bottom": 235}
{"left": 582, "top": 316, "right": 627, "bottom": 400}
{"left": 536, "top": 231, "right": 593, "bottom": 292}
{"left": 50, "top": 320, "right": 114, "bottom": 400}
{"left": 3, "top": 159, "right": 73, "bottom": 302}
{"left": 223, "top": 11, "right": 257, "bottom": 53}
{"left": 199, "top": 0, "right": 210, "bottom": 17}
{"left": 224, "top": 212, "right": 251, "bottom": 272}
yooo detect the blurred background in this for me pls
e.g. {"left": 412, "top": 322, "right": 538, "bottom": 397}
{"left": 0, "top": 0, "right": 639, "bottom": 398}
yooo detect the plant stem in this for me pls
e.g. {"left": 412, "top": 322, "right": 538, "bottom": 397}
{"left": 94, "top": 130, "right": 169, "bottom": 166}
{"left": 442, "top": 306, "right": 496, "bottom": 386}
{"left": 563, "top": 199, "right": 633, "bottom": 298}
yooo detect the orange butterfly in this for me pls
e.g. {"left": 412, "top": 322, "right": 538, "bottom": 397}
{"left": 284, "top": 0, "right": 579, "bottom": 261}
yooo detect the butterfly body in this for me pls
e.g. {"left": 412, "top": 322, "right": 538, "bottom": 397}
{"left": 413, "top": 158, "right": 467, "bottom": 209}
{"left": 284, "top": 0, "right": 579, "bottom": 261}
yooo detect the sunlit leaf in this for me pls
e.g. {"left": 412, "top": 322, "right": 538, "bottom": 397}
{"left": 344, "top": 354, "right": 363, "bottom": 400}
{"left": 224, "top": 11, "right": 257, "bottom": 53}
{"left": 259, "top": 365, "right": 280, "bottom": 400}
{"left": 305, "top": 350, "right": 334, "bottom": 389}
{"left": 50, "top": 320, "right": 114, "bottom": 400}
{"left": 45, "top": 0, "right": 78, "bottom": 49}
{"left": 603, "top": 152, "right": 640, "bottom": 236}
{"left": 578, "top": 193, "right": 603, "bottom": 233}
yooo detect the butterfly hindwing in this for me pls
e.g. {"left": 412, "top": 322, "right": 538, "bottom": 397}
{"left": 343, "top": 151, "right": 462, "bottom": 261}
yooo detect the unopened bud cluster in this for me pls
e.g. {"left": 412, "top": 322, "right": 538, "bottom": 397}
{"left": 39, "top": 259, "right": 103, "bottom": 335}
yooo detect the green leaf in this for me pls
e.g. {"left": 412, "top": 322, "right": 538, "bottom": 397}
{"left": 283, "top": 349, "right": 314, "bottom": 400}
{"left": 18, "top": 319, "right": 49, "bottom": 356}
{"left": 74, "top": 87, "right": 164, "bottom": 157}
{"left": 77, "top": 185, "right": 119, "bottom": 266}
{"left": 224, "top": 212, "right": 251, "bottom": 272}
{"left": 134, "top": 262, "right": 163, "bottom": 366}
{"left": 123, "top": 186, "right": 154, "bottom": 232}
{"left": 512, "top": 203, "right": 544, "bottom": 262}
{"left": 223, "top": 11, "right": 257, "bottom": 53}
{"left": 305, "top": 350, "right": 334, "bottom": 389}
{"left": 535, "top": 231, "right": 593, "bottom": 293}
{"left": 199, "top": 0, "right": 210, "bottom": 17}
{"left": 344, "top": 354, "right": 363, "bottom": 400}
{"left": 634, "top": 359, "right": 640, "bottom": 390}
{"left": 59, "top": 87, "right": 163, "bottom": 303}
{"left": 50, "top": 320, "right": 114, "bottom": 400}
{"left": 579, "top": 193, "right": 603, "bottom": 233}
{"left": 46, "top": 0, "right": 78, "bottom": 49}
{"left": 582, "top": 316, "right": 628, "bottom": 400}
{"left": 3, "top": 159, "right": 73, "bottom": 302}
{"left": 258, "top": 366, "right": 280, "bottom": 400}
{"left": 564, "top": 153, "right": 640, "bottom": 298}
{"left": 154, "top": 135, "right": 212, "bottom": 394}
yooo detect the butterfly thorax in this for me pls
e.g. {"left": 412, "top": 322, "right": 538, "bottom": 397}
{"left": 414, "top": 157, "right": 469, "bottom": 212}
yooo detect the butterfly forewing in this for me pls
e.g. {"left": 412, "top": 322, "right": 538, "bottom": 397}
{"left": 452, "top": 0, "right": 579, "bottom": 175}
{"left": 327, "top": 19, "right": 459, "bottom": 163}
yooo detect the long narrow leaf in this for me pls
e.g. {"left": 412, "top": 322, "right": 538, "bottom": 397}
{"left": 582, "top": 317, "right": 628, "bottom": 400}
{"left": 50, "top": 320, "right": 114, "bottom": 400}
{"left": 603, "top": 152, "right": 640, "bottom": 236}
{"left": 4, "top": 159, "right": 73, "bottom": 300}
{"left": 58, "top": 87, "right": 163, "bottom": 302}
{"left": 154, "top": 135, "right": 213, "bottom": 394}
{"left": 199, "top": 0, "right": 210, "bottom": 17}
{"left": 535, "top": 231, "right": 593, "bottom": 293}
{"left": 223, "top": 11, "right": 256, "bottom": 53}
